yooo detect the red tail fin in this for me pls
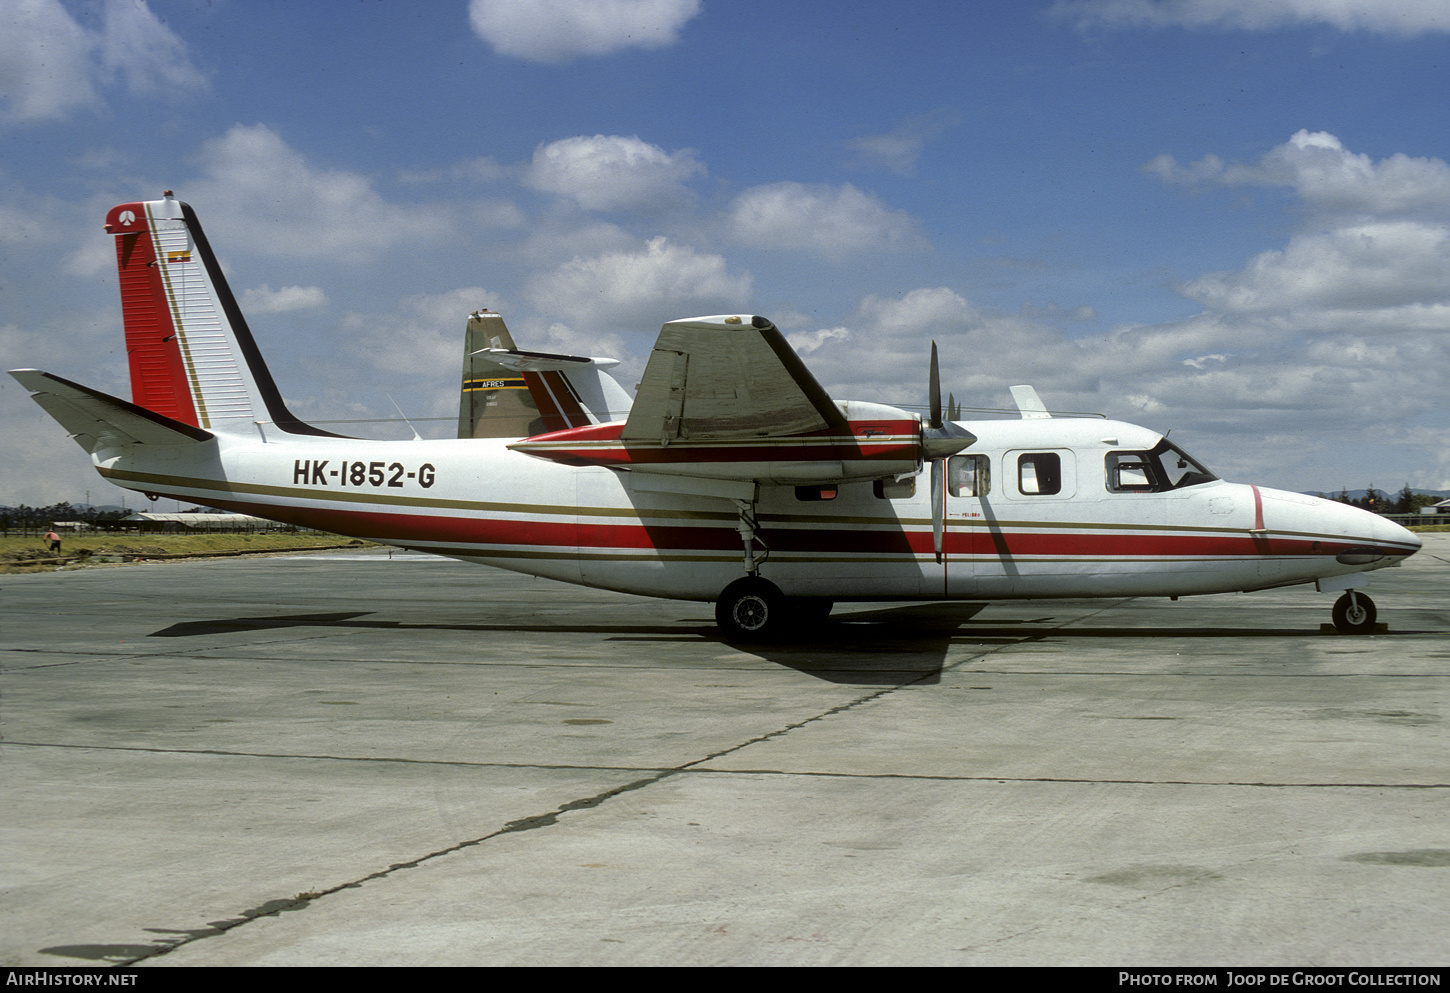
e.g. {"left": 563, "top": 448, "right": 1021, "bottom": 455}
{"left": 108, "top": 201, "right": 199, "bottom": 424}
{"left": 103, "top": 195, "right": 342, "bottom": 437}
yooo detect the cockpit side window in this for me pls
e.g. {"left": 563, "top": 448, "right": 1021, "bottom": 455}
{"left": 1105, "top": 440, "right": 1217, "bottom": 493}
{"left": 1155, "top": 439, "right": 1217, "bottom": 489}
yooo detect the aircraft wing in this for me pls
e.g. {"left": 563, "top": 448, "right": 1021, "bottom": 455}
{"left": 621, "top": 315, "right": 848, "bottom": 443}
{"left": 509, "top": 315, "right": 930, "bottom": 486}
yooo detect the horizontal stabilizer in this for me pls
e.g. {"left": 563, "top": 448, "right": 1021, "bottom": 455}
{"left": 9, "top": 369, "right": 213, "bottom": 453}
{"left": 471, "top": 348, "right": 621, "bottom": 372}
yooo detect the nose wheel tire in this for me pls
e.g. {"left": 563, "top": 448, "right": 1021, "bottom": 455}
{"left": 716, "top": 577, "right": 784, "bottom": 642}
{"left": 1332, "top": 591, "right": 1377, "bottom": 635}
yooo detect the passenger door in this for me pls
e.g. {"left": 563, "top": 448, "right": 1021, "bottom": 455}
{"left": 941, "top": 453, "right": 990, "bottom": 596}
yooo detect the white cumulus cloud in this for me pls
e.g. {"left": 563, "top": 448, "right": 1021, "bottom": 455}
{"left": 525, "top": 135, "right": 704, "bottom": 212}
{"left": 528, "top": 236, "right": 751, "bottom": 329}
{"left": 239, "top": 285, "right": 330, "bottom": 314}
{"left": 1147, "top": 130, "right": 1450, "bottom": 217}
{"left": 1051, "top": 0, "right": 1450, "bottom": 36}
{"left": 0, "top": 0, "right": 204, "bottom": 125}
{"left": 98, "top": 0, "right": 206, "bottom": 95}
{"left": 728, "top": 182, "right": 927, "bottom": 257}
{"left": 1181, "top": 221, "right": 1450, "bottom": 314}
{"left": 469, "top": 0, "right": 702, "bottom": 63}
{"left": 1146, "top": 132, "right": 1450, "bottom": 338}
{"left": 787, "top": 327, "right": 851, "bottom": 355}
{"left": 845, "top": 110, "right": 960, "bottom": 177}
{"left": 343, "top": 287, "right": 502, "bottom": 380}
{"left": 185, "top": 124, "right": 456, "bottom": 264}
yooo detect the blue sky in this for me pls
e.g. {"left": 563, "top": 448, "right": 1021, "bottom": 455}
{"left": 2, "top": 0, "right": 1448, "bottom": 505}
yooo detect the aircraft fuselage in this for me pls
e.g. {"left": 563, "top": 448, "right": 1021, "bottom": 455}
{"left": 90, "top": 414, "right": 1418, "bottom": 604}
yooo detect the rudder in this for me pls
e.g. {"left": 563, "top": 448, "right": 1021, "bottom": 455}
{"left": 105, "top": 194, "right": 338, "bottom": 437}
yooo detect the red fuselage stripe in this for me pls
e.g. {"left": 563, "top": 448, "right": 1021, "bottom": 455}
{"left": 191, "top": 497, "right": 1383, "bottom": 559}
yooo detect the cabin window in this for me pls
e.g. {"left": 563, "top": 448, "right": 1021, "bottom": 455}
{"left": 947, "top": 455, "right": 990, "bottom": 497}
{"left": 1017, "top": 453, "right": 1061, "bottom": 495}
{"left": 874, "top": 477, "right": 916, "bottom": 499}
{"left": 795, "top": 485, "right": 837, "bottom": 501}
{"left": 1105, "top": 440, "right": 1218, "bottom": 493}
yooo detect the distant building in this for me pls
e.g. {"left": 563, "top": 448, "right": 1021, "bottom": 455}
{"left": 122, "top": 512, "right": 286, "bottom": 531}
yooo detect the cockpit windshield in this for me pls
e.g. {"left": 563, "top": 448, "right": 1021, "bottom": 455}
{"left": 1105, "top": 439, "right": 1218, "bottom": 493}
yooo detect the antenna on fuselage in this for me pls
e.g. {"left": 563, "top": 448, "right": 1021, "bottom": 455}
{"left": 1010, "top": 385, "right": 1052, "bottom": 419}
{"left": 386, "top": 394, "right": 422, "bottom": 441}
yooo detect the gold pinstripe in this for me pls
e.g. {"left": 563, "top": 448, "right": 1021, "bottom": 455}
{"left": 146, "top": 201, "right": 212, "bottom": 429}
{"left": 97, "top": 465, "right": 1407, "bottom": 551}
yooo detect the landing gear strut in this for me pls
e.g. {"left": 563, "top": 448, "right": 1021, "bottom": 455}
{"left": 1332, "top": 590, "right": 1377, "bottom": 635}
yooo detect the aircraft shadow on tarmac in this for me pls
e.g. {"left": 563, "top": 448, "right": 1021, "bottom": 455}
{"left": 146, "top": 606, "right": 978, "bottom": 685}
{"left": 145, "top": 603, "right": 1413, "bottom": 687}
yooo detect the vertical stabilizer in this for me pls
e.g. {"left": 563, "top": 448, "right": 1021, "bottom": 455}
{"left": 458, "top": 311, "right": 539, "bottom": 438}
{"left": 104, "top": 194, "right": 337, "bottom": 437}
{"left": 458, "top": 310, "right": 631, "bottom": 438}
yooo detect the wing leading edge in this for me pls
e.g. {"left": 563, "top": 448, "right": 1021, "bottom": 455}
{"left": 510, "top": 314, "right": 958, "bottom": 485}
{"left": 623, "top": 314, "right": 847, "bottom": 443}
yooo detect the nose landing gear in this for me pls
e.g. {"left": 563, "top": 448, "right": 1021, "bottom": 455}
{"left": 1331, "top": 590, "right": 1377, "bottom": 635}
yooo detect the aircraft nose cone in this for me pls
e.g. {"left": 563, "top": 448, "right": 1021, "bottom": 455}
{"left": 1375, "top": 514, "right": 1422, "bottom": 557}
{"left": 1271, "top": 487, "right": 1421, "bottom": 562}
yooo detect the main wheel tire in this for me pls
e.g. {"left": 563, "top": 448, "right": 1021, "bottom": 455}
{"left": 716, "top": 577, "right": 784, "bottom": 642}
{"left": 1332, "top": 591, "right": 1377, "bottom": 635}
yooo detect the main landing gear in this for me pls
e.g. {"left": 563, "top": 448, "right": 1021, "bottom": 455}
{"left": 1331, "top": 590, "right": 1377, "bottom": 635}
{"left": 714, "top": 577, "right": 834, "bottom": 642}
{"left": 716, "top": 577, "right": 780, "bottom": 641}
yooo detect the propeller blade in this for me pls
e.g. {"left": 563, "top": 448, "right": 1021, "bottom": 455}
{"left": 931, "top": 457, "right": 944, "bottom": 564}
{"left": 921, "top": 342, "right": 975, "bottom": 460}
{"left": 928, "top": 341, "right": 942, "bottom": 429}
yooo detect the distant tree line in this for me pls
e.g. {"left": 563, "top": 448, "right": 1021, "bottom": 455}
{"left": 1314, "top": 485, "right": 1441, "bottom": 514}
{"left": 0, "top": 502, "right": 221, "bottom": 529}
{"left": 0, "top": 502, "right": 131, "bottom": 529}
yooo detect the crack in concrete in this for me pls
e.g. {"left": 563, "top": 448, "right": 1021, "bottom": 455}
{"left": 10, "top": 741, "right": 1445, "bottom": 789}
{"left": 105, "top": 603, "right": 1102, "bottom": 965}
{"left": 94, "top": 594, "right": 1415, "bottom": 967}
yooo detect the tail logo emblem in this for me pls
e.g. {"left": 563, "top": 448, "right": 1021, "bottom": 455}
{"left": 119, "top": 210, "right": 136, "bottom": 226}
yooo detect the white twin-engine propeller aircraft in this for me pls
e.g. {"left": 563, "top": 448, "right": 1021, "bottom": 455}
{"left": 11, "top": 195, "right": 1422, "bottom": 639}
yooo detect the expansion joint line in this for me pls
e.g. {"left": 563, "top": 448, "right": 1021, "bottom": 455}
{"left": 118, "top": 600, "right": 1126, "bottom": 966}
